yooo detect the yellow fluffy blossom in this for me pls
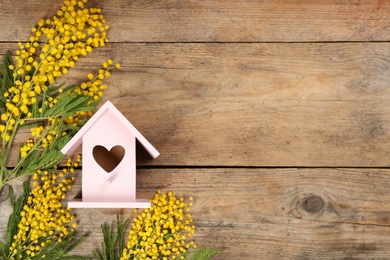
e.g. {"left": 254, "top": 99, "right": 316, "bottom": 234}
{"left": 5, "top": 0, "right": 108, "bottom": 111}
{"left": 1, "top": 0, "right": 111, "bottom": 143}
{"left": 8, "top": 156, "right": 80, "bottom": 260}
{"left": 73, "top": 59, "right": 118, "bottom": 101}
{"left": 20, "top": 139, "right": 34, "bottom": 158}
{"left": 0, "top": 0, "right": 119, "bottom": 192}
{"left": 60, "top": 59, "right": 118, "bottom": 129}
{"left": 120, "top": 191, "right": 196, "bottom": 260}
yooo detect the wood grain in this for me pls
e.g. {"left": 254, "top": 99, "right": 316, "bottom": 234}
{"left": 2, "top": 168, "right": 390, "bottom": 259}
{"left": 2, "top": 0, "right": 390, "bottom": 259}
{"left": 3, "top": 42, "right": 390, "bottom": 167}
{"left": 1, "top": 0, "right": 390, "bottom": 43}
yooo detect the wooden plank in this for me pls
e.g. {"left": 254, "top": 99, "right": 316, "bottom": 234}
{"left": 1, "top": 0, "right": 390, "bottom": 43}
{"left": 1, "top": 168, "right": 390, "bottom": 258}
{"left": 3, "top": 42, "right": 390, "bottom": 167}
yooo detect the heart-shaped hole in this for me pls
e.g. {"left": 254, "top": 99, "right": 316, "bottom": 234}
{"left": 93, "top": 145, "right": 125, "bottom": 173}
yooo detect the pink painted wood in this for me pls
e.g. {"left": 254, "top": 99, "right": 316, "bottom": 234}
{"left": 61, "top": 101, "right": 159, "bottom": 208}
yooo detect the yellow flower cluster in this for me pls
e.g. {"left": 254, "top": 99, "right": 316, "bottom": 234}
{"left": 19, "top": 139, "right": 34, "bottom": 158}
{"left": 75, "top": 59, "right": 119, "bottom": 100}
{"left": 1, "top": 0, "right": 110, "bottom": 142}
{"left": 1, "top": 0, "right": 120, "bottom": 160}
{"left": 19, "top": 118, "right": 62, "bottom": 158}
{"left": 64, "top": 59, "right": 119, "bottom": 126}
{"left": 1, "top": 0, "right": 119, "bottom": 195}
{"left": 18, "top": 56, "right": 118, "bottom": 157}
{"left": 17, "top": 58, "right": 118, "bottom": 159}
{"left": 8, "top": 157, "right": 80, "bottom": 260}
{"left": 120, "top": 191, "right": 196, "bottom": 260}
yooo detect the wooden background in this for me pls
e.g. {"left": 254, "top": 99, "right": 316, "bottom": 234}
{"left": 2, "top": 0, "right": 390, "bottom": 258}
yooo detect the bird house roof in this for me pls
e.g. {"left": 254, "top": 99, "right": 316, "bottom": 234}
{"left": 61, "top": 100, "right": 160, "bottom": 159}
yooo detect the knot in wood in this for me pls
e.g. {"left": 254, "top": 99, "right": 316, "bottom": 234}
{"left": 302, "top": 196, "right": 324, "bottom": 213}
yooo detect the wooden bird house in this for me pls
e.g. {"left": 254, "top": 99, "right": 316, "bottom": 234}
{"left": 61, "top": 100, "right": 159, "bottom": 208}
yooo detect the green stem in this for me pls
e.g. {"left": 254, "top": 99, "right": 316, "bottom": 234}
{"left": 10, "top": 114, "right": 67, "bottom": 179}
{"left": 0, "top": 118, "right": 20, "bottom": 192}
{"left": 10, "top": 127, "right": 47, "bottom": 178}
{"left": 4, "top": 119, "right": 20, "bottom": 161}
{"left": 0, "top": 175, "right": 3, "bottom": 193}
{"left": 3, "top": 174, "right": 29, "bottom": 188}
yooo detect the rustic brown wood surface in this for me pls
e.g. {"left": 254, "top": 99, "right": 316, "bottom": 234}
{"left": 4, "top": 42, "right": 390, "bottom": 167}
{"left": 2, "top": 0, "right": 390, "bottom": 42}
{"left": 2, "top": 0, "right": 390, "bottom": 259}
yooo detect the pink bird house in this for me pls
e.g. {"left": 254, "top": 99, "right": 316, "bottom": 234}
{"left": 61, "top": 100, "right": 159, "bottom": 208}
